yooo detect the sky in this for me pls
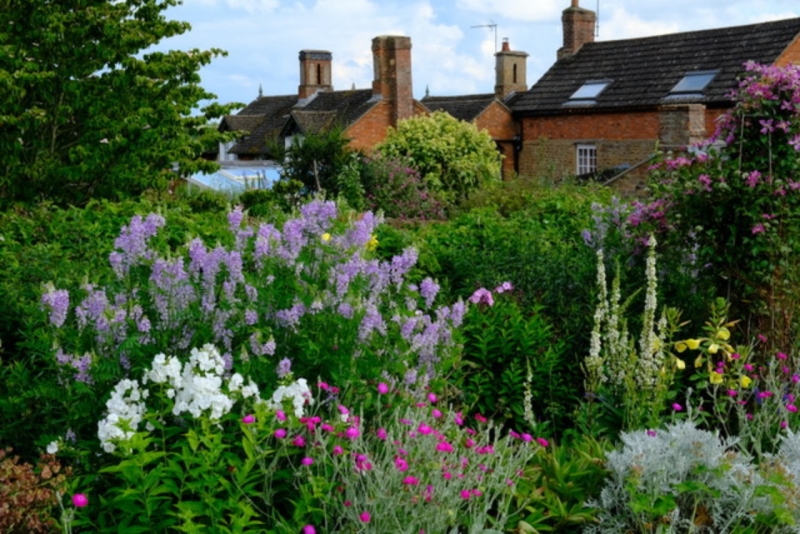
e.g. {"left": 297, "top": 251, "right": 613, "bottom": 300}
{"left": 161, "top": 0, "right": 800, "bottom": 110}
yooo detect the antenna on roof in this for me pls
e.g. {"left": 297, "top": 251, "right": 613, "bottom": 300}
{"left": 596, "top": 0, "right": 600, "bottom": 37}
{"left": 471, "top": 21, "right": 498, "bottom": 52}
{"left": 258, "top": 84, "right": 263, "bottom": 98}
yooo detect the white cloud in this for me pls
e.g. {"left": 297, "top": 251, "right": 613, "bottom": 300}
{"left": 600, "top": 6, "right": 680, "bottom": 40}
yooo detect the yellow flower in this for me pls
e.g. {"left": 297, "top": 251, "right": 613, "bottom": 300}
{"left": 740, "top": 375, "right": 752, "bottom": 388}
{"left": 686, "top": 339, "right": 701, "bottom": 350}
{"left": 366, "top": 235, "right": 379, "bottom": 252}
{"left": 675, "top": 358, "right": 686, "bottom": 370}
{"left": 708, "top": 343, "right": 719, "bottom": 354}
{"left": 709, "top": 371, "right": 723, "bottom": 385}
{"left": 724, "top": 344, "right": 735, "bottom": 354}
{"left": 694, "top": 355, "right": 704, "bottom": 368}
{"left": 321, "top": 233, "right": 332, "bottom": 243}
{"left": 675, "top": 342, "right": 687, "bottom": 353}
{"left": 716, "top": 328, "right": 731, "bottom": 340}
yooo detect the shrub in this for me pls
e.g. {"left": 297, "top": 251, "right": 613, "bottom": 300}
{"left": 360, "top": 154, "right": 446, "bottom": 220}
{"left": 0, "top": 448, "right": 71, "bottom": 533}
{"left": 375, "top": 111, "right": 502, "bottom": 206}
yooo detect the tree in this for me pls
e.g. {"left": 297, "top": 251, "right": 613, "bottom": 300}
{"left": 0, "top": 0, "right": 238, "bottom": 206}
{"left": 375, "top": 111, "right": 502, "bottom": 205}
{"left": 278, "top": 127, "right": 355, "bottom": 197}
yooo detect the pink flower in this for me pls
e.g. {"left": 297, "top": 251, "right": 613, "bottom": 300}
{"left": 274, "top": 428, "right": 287, "bottom": 439}
{"left": 672, "top": 403, "right": 683, "bottom": 411}
{"left": 332, "top": 445, "right": 344, "bottom": 455}
{"left": 427, "top": 393, "right": 438, "bottom": 404}
{"left": 376, "top": 428, "right": 388, "bottom": 440}
{"left": 417, "top": 423, "right": 433, "bottom": 435}
{"left": 395, "top": 458, "right": 409, "bottom": 472}
{"left": 241, "top": 414, "right": 255, "bottom": 424}
{"left": 301, "top": 457, "right": 314, "bottom": 466}
{"left": 782, "top": 421, "right": 789, "bottom": 429}
{"left": 403, "top": 475, "right": 419, "bottom": 486}
{"left": 727, "top": 390, "right": 738, "bottom": 397}
{"left": 777, "top": 352, "right": 788, "bottom": 360}
{"left": 338, "top": 405, "right": 350, "bottom": 415}
{"left": 464, "top": 438, "right": 475, "bottom": 448}
{"left": 377, "top": 382, "right": 389, "bottom": 394}
{"left": 454, "top": 412, "right": 464, "bottom": 425}
{"left": 758, "top": 334, "right": 768, "bottom": 343}
{"left": 747, "top": 413, "right": 754, "bottom": 421}
{"left": 344, "top": 427, "right": 360, "bottom": 439}
{"left": 744, "top": 364, "right": 755, "bottom": 372}
{"left": 318, "top": 381, "right": 330, "bottom": 391}
{"left": 72, "top": 493, "right": 89, "bottom": 508}
{"left": 468, "top": 288, "right": 494, "bottom": 306}
{"left": 292, "top": 436, "right": 306, "bottom": 447}
{"left": 471, "top": 489, "right": 483, "bottom": 497}
{"left": 431, "top": 409, "right": 442, "bottom": 419}
{"left": 303, "top": 526, "right": 316, "bottom": 534}
{"left": 460, "top": 489, "right": 471, "bottom": 500}
{"left": 536, "top": 438, "right": 549, "bottom": 448}
{"left": 521, "top": 433, "right": 533, "bottom": 442}
{"left": 646, "top": 430, "right": 657, "bottom": 437}
{"left": 787, "top": 404, "right": 798, "bottom": 413}
{"left": 344, "top": 500, "right": 352, "bottom": 507}
{"left": 276, "top": 410, "right": 287, "bottom": 422}
{"left": 475, "top": 414, "right": 488, "bottom": 423}
{"left": 360, "top": 511, "right": 371, "bottom": 523}
{"left": 752, "top": 224, "right": 766, "bottom": 235}
{"left": 321, "top": 423, "right": 334, "bottom": 432}
{"left": 436, "top": 442, "right": 454, "bottom": 453}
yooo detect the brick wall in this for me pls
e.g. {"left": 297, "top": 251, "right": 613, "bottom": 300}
{"left": 346, "top": 101, "right": 393, "bottom": 152}
{"left": 776, "top": 37, "right": 800, "bottom": 66}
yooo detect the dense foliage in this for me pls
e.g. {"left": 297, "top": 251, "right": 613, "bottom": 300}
{"left": 375, "top": 110, "right": 502, "bottom": 205}
{"left": 0, "top": 0, "right": 236, "bottom": 206}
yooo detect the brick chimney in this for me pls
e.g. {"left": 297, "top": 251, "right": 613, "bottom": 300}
{"left": 557, "top": 0, "right": 596, "bottom": 60}
{"left": 298, "top": 49, "right": 333, "bottom": 100}
{"left": 495, "top": 38, "right": 528, "bottom": 99}
{"left": 371, "top": 35, "right": 413, "bottom": 126}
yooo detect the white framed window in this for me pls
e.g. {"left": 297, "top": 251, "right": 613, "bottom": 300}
{"left": 576, "top": 144, "right": 597, "bottom": 175}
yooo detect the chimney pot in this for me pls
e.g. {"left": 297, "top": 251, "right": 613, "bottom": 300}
{"left": 501, "top": 38, "right": 510, "bottom": 51}
{"left": 571, "top": 0, "right": 579, "bottom": 7}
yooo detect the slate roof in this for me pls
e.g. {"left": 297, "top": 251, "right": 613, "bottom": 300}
{"left": 281, "top": 89, "right": 377, "bottom": 136}
{"left": 421, "top": 94, "right": 498, "bottom": 122}
{"left": 512, "top": 17, "right": 800, "bottom": 116}
{"left": 224, "top": 95, "right": 297, "bottom": 156}
{"left": 223, "top": 89, "right": 379, "bottom": 156}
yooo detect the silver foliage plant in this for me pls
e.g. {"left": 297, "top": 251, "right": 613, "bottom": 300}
{"left": 586, "top": 420, "right": 800, "bottom": 533}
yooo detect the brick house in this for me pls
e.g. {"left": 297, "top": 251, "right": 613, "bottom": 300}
{"left": 219, "top": 35, "right": 426, "bottom": 161}
{"left": 511, "top": 0, "right": 800, "bottom": 195}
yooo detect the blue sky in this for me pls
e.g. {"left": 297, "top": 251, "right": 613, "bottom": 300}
{"left": 162, "top": 0, "right": 800, "bottom": 109}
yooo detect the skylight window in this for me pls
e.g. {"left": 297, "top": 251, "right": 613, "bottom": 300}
{"left": 569, "top": 80, "right": 610, "bottom": 101}
{"left": 564, "top": 80, "right": 611, "bottom": 106}
{"left": 670, "top": 70, "right": 718, "bottom": 95}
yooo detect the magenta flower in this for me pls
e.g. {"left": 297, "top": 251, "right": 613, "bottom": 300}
{"left": 376, "top": 428, "right": 388, "bottom": 440}
{"left": 436, "top": 442, "right": 454, "bottom": 453}
{"left": 672, "top": 403, "right": 683, "bottom": 411}
{"left": 318, "top": 381, "right": 330, "bottom": 390}
{"left": 338, "top": 405, "right": 350, "bottom": 415}
{"left": 782, "top": 421, "right": 789, "bottom": 429}
{"left": 72, "top": 493, "right": 89, "bottom": 508}
{"left": 536, "top": 438, "right": 549, "bottom": 447}
{"left": 274, "top": 428, "right": 287, "bottom": 439}
{"left": 475, "top": 414, "right": 488, "bottom": 423}
{"left": 344, "top": 427, "right": 360, "bottom": 439}
{"left": 777, "top": 352, "right": 788, "bottom": 360}
{"left": 321, "top": 423, "right": 334, "bottom": 432}
{"left": 301, "top": 457, "right": 314, "bottom": 466}
{"left": 427, "top": 393, "right": 438, "bottom": 404}
{"left": 303, "top": 526, "right": 316, "bottom": 534}
{"left": 359, "top": 511, "right": 371, "bottom": 523}
{"left": 521, "top": 433, "right": 533, "bottom": 442}
{"left": 292, "top": 436, "right": 306, "bottom": 447}
{"left": 417, "top": 423, "right": 432, "bottom": 435}
{"left": 727, "top": 390, "right": 738, "bottom": 397}
{"left": 460, "top": 489, "right": 471, "bottom": 500}
{"left": 332, "top": 445, "right": 344, "bottom": 455}
{"left": 646, "top": 429, "right": 657, "bottom": 437}
{"left": 377, "top": 382, "right": 389, "bottom": 394}
{"left": 395, "top": 458, "right": 409, "bottom": 472}
{"left": 241, "top": 414, "right": 255, "bottom": 424}
{"left": 276, "top": 410, "right": 287, "bottom": 422}
{"left": 402, "top": 475, "right": 420, "bottom": 486}
{"left": 787, "top": 404, "right": 798, "bottom": 413}
{"left": 432, "top": 409, "right": 442, "bottom": 419}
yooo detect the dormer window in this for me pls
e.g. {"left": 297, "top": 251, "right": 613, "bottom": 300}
{"left": 565, "top": 80, "right": 611, "bottom": 106}
{"left": 667, "top": 70, "right": 718, "bottom": 98}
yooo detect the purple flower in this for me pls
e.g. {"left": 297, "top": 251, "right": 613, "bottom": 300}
{"left": 277, "top": 358, "right": 292, "bottom": 378}
{"left": 468, "top": 288, "right": 494, "bottom": 306}
{"left": 41, "top": 287, "right": 70, "bottom": 327}
{"left": 419, "top": 277, "right": 440, "bottom": 308}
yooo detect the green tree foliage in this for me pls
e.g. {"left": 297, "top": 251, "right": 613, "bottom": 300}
{"left": 375, "top": 111, "right": 502, "bottom": 204}
{"left": 0, "top": 0, "right": 238, "bottom": 206}
{"left": 278, "top": 127, "right": 355, "bottom": 197}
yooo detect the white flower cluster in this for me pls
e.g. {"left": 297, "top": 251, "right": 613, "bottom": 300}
{"left": 98, "top": 344, "right": 267, "bottom": 454}
{"left": 266, "top": 378, "right": 312, "bottom": 418}
{"left": 98, "top": 379, "right": 148, "bottom": 453}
